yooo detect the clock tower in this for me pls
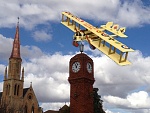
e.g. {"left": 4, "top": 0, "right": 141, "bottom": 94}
{"left": 68, "top": 52, "right": 95, "bottom": 113}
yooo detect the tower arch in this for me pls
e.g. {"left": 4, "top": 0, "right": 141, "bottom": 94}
{"left": 24, "top": 105, "right": 27, "bottom": 113}
{"left": 14, "top": 84, "right": 17, "bottom": 95}
{"left": 17, "top": 84, "right": 20, "bottom": 96}
{"left": 32, "top": 105, "right": 34, "bottom": 113}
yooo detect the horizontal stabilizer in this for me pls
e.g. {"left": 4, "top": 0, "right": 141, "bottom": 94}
{"left": 112, "top": 24, "right": 119, "bottom": 31}
{"left": 101, "top": 22, "right": 127, "bottom": 38}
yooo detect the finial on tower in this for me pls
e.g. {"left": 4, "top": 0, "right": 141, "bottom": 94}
{"left": 80, "top": 42, "right": 84, "bottom": 53}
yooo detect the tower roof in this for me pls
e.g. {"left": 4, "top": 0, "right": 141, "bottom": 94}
{"left": 70, "top": 52, "right": 92, "bottom": 61}
{"left": 10, "top": 19, "right": 21, "bottom": 59}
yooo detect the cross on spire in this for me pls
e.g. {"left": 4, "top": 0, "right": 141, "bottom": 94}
{"left": 30, "top": 82, "right": 32, "bottom": 87}
{"left": 18, "top": 17, "right": 19, "bottom": 24}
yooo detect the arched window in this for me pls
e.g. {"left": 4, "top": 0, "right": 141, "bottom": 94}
{"left": 24, "top": 105, "right": 27, "bottom": 113}
{"left": 32, "top": 106, "right": 34, "bottom": 113}
{"left": 14, "top": 84, "right": 17, "bottom": 95}
{"left": 7, "top": 85, "right": 9, "bottom": 95}
{"left": 8, "top": 84, "right": 10, "bottom": 95}
{"left": 6, "top": 85, "right": 8, "bottom": 95}
{"left": 17, "top": 85, "right": 19, "bottom": 96}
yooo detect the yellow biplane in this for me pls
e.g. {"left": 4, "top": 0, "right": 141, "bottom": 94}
{"left": 61, "top": 12, "right": 134, "bottom": 66}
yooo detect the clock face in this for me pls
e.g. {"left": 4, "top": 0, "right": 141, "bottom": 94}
{"left": 72, "top": 62, "right": 81, "bottom": 73}
{"left": 87, "top": 62, "right": 92, "bottom": 73}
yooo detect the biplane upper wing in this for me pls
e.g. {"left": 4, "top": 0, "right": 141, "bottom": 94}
{"left": 61, "top": 12, "right": 134, "bottom": 66}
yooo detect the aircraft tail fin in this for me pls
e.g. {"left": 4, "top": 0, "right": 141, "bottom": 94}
{"left": 101, "top": 21, "right": 113, "bottom": 29}
{"left": 105, "top": 22, "right": 113, "bottom": 28}
{"left": 119, "top": 27, "right": 126, "bottom": 33}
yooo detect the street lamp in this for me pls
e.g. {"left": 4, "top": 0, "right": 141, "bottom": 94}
{"left": 80, "top": 43, "right": 84, "bottom": 53}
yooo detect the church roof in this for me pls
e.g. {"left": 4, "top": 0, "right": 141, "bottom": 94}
{"left": 44, "top": 110, "right": 58, "bottom": 113}
{"left": 60, "top": 104, "right": 69, "bottom": 110}
{"left": 23, "top": 88, "right": 29, "bottom": 97}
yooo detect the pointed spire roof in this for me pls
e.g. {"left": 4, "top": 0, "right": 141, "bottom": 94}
{"left": 30, "top": 82, "right": 32, "bottom": 88}
{"left": 10, "top": 17, "right": 21, "bottom": 59}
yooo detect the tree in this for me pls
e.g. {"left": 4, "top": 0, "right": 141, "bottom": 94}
{"left": 93, "top": 88, "right": 105, "bottom": 113}
{"left": 59, "top": 105, "right": 70, "bottom": 113}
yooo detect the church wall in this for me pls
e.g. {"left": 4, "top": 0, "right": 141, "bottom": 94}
{"left": 23, "top": 87, "right": 42, "bottom": 113}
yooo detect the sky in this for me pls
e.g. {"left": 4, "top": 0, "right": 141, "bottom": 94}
{"left": 0, "top": 0, "right": 150, "bottom": 113}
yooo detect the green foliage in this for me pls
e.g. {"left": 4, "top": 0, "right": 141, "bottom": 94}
{"left": 93, "top": 88, "right": 105, "bottom": 113}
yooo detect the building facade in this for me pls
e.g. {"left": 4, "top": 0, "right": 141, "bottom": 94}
{"left": 0, "top": 22, "right": 42, "bottom": 113}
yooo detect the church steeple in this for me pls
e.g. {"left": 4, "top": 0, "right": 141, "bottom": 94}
{"left": 2, "top": 18, "right": 24, "bottom": 108}
{"left": 10, "top": 17, "right": 21, "bottom": 59}
{"left": 8, "top": 18, "right": 22, "bottom": 79}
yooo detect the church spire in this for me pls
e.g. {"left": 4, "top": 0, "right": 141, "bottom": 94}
{"left": 21, "top": 67, "right": 24, "bottom": 81}
{"left": 4, "top": 67, "right": 7, "bottom": 80}
{"left": 10, "top": 17, "right": 21, "bottom": 59}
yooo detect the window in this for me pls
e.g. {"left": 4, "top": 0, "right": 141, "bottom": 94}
{"left": 24, "top": 105, "right": 27, "bottom": 113}
{"left": 32, "top": 106, "right": 34, "bottom": 113}
{"left": 28, "top": 94, "right": 32, "bottom": 100}
{"left": 8, "top": 84, "right": 10, "bottom": 95}
{"left": 6, "top": 85, "right": 8, "bottom": 95}
{"left": 17, "top": 85, "right": 19, "bottom": 96}
{"left": 14, "top": 84, "right": 17, "bottom": 95}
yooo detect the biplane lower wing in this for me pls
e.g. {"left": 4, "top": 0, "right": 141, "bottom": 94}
{"left": 74, "top": 36, "right": 133, "bottom": 66}
{"left": 89, "top": 38, "right": 131, "bottom": 65}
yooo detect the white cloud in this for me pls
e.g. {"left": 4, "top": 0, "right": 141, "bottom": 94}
{"left": 21, "top": 45, "right": 44, "bottom": 59}
{"left": 0, "top": 45, "right": 150, "bottom": 113}
{"left": 1, "top": 34, "right": 150, "bottom": 112}
{"left": 0, "top": 33, "right": 44, "bottom": 61}
{"left": 22, "top": 53, "right": 71, "bottom": 103}
{"left": 41, "top": 102, "right": 70, "bottom": 112}
{"left": 104, "top": 91, "right": 150, "bottom": 109}
{"left": 32, "top": 30, "right": 52, "bottom": 42}
{"left": 11, "top": 49, "right": 149, "bottom": 112}
{"left": 0, "top": 34, "right": 13, "bottom": 60}
{"left": 0, "top": 0, "right": 150, "bottom": 29}
{"left": 0, "top": 64, "right": 6, "bottom": 76}
{"left": 92, "top": 50, "right": 150, "bottom": 98}
{"left": 0, "top": 1, "right": 150, "bottom": 112}
{"left": 116, "top": 0, "right": 150, "bottom": 27}
{"left": 127, "top": 91, "right": 150, "bottom": 108}
{"left": 105, "top": 109, "right": 120, "bottom": 113}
